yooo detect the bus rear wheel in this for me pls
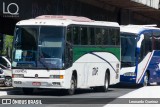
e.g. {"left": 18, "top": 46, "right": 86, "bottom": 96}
{"left": 100, "top": 73, "right": 109, "bottom": 92}
{"left": 93, "top": 73, "right": 109, "bottom": 92}
{"left": 22, "top": 88, "right": 34, "bottom": 95}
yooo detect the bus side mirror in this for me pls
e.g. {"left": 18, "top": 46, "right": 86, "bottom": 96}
{"left": 137, "top": 34, "right": 144, "bottom": 48}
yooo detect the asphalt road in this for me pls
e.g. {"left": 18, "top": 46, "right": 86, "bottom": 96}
{"left": 0, "top": 85, "right": 141, "bottom": 107}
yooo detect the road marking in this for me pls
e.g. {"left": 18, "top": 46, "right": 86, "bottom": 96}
{"left": 104, "top": 86, "right": 160, "bottom": 107}
{"left": 119, "top": 86, "right": 160, "bottom": 98}
{"left": 0, "top": 87, "right": 13, "bottom": 90}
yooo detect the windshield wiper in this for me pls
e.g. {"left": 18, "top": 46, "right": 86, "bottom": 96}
{"left": 38, "top": 58, "right": 50, "bottom": 70}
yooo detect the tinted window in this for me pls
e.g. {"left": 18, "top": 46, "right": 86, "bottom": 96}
{"left": 0, "top": 57, "right": 7, "bottom": 67}
{"left": 153, "top": 31, "right": 160, "bottom": 50}
{"left": 109, "top": 28, "right": 116, "bottom": 45}
{"left": 140, "top": 32, "right": 152, "bottom": 61}
{"left": 121, "top": 33, "right": 137, "bottom": 67}
{"left": 73, "top": 27, "right": 80, "bottom": 45}
{"left": 20, "top": 27, "right": 38, "bottom": 50}
{"left": 12, "top": 26, "right": 65, "bottom": 69}
{"left": 88, "top": 28, "right": 95, "bottom": 45}
{"left": 103, "top": 28, "right": 109, "bottom": 45}
{"left": 114, "top": 29, "right": 120, "bottom": 45}
{"left": 67, "top": 27, "right": 72, "bottom": 43}
{"left": 80, "top": 27, "right": 88, "bottom": 45}
{"left": 95, "top": 28, "right": 103, "bottom": 45}
{"left": 68, "top": 25, "right": 119, "bottom": 46}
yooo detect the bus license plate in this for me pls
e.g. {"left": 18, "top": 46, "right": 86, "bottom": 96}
{"left": 32, "top": 82, "right": 41, "bottom": 86}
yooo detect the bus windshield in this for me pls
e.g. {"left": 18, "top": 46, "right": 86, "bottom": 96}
{"left": 121, "top": 33, "right": 137, "bottom": 67}
{"left": 12, "top": 26, "right": 65, "bottom": 69}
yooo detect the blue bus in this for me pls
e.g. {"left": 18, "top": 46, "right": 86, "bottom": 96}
{"left": 120, "top": 25, "right": 160, "bottom": 86}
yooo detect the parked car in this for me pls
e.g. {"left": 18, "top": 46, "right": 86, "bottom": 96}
{"left": 0, "top": 68, "right": 5, "bottom": 85}
{"left": 0, "top": 56, "right": 12, "bottom": 87}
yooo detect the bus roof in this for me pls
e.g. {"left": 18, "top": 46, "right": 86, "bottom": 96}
{"left": 120, "top": 24, "right": 160, "bottom": 35}
{"left": 16, "top": 15, "right": 119, "bottom": 27}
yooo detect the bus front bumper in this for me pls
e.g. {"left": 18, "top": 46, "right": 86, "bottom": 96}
{"left": 120, "top": 75, "right": 137, "bottom": 84}
{"left": 12, "top": 78, "right": 70, "bottom": 89}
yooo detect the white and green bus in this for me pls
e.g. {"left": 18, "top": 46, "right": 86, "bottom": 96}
{"left": 12, "top": 15, "right": 120, "bottom": 95}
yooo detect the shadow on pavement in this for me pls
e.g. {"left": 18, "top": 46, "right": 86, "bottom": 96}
{"left": 23, "top": 88, "right": 114, "bottom": 96}
{"left": 110, "top": 83, "right": 142, "bottom": 89}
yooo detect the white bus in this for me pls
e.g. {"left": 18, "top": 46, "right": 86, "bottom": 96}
{"left": 120, "top": 25, "right": 160, "bottom": 86}
{"left": 12, "top": 15, "right": 120, "bottom": 95}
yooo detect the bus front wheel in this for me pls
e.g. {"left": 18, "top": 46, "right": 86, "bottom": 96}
{"left": 143, "top": 73, "right": 149, "bottom": 86}
{"left": 66, "top": 76, "right": 76, "bottom": 95}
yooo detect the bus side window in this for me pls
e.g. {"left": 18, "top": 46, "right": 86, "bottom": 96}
{"left": 144, "top": 33, "right": 152, "bottom": 52}
{"left": 80, "top": 27, "right": 88, "bottom": 45}
{"left": 88, "top": 27, "right": 95, "bottom": 45}
{"left": 139, "top": 32, "right": 152, "bottom": 61}
{"left": 109, "top": 28, "right": 116, "bottom": 45}
{"left": 115, "top": 29, "right": 120, "bottom": 45}
{"left": 95, "top": 28, "right": 105, "bottom": 45}
{"left": 153, "top": 31, "right": 160, "bottom": 50}
{"left": 67, "top": 27, "right": 72, "bottom": 43}
{"left": 103, "top": 28, "right": 109, "bottom": 45}
{"left": 0, "top": 57, "right": 8, "bottom": 69}
{"left": 73, "top": 27, "right": 80, "bottom": 45}
{"left": 155, "top": 36, "right": 160, "bottom": 50}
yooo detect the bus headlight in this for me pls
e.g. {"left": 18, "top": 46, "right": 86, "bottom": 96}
{"left": 12, "top": 74, "right": 24, "bottom": 78}
{"left": 50, "top": 75, "right": 64, "bottom": 79}
{"left": 123, "top": 72, "right": 136, "bottom": 76}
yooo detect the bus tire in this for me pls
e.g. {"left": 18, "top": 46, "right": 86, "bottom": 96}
{"left": 100, "top": 73, "right": 109, "bottom": 92}
{"left": 93, "top": 73, "right": 109, "bottom": 92}
{"left": 143, "top": 73, "right": 149, "bottom": 86}
{"left": 22, "top": 88, "right": 34, "bottom": 95}
{"left": 66, "top": 75, "right": 76, "bottom": 95}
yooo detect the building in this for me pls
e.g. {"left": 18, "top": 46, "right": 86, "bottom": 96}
{"left": 0, "top": 0, "right": 160, "bottom": 35}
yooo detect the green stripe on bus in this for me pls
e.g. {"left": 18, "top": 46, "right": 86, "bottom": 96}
{"left": 73, "top": 46, "right": 120, "bottom": 62}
